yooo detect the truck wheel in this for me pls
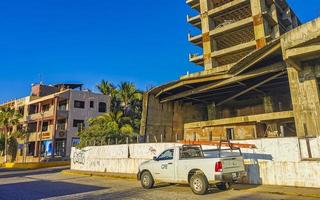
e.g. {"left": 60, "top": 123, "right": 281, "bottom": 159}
{"left": 216, "top": 182, "right": 231, "bottom": 190}
{"left": 190, "top": 173, "right": 208, "bottom": 195}
{"left": 140, "top": 171, "right": 154, "bottom": 189}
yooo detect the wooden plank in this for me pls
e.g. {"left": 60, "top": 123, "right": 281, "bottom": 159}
{"left": 160, "top": 62, "right": 285, "bottom": 103}
{"left": 217, "top": 71, "right": 286, "bottom": 106}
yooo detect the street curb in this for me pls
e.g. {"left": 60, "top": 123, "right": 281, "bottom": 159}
{"left": 61, "top": 170, "right": 136, "bottom": 180}
{"left": 241, "top": 186, "right": 320, "bottom": 199}
{"left": 3, "top": 161, "right": 70, "bottom": 169}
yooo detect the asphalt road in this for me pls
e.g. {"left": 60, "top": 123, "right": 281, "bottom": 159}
{"left": 0, "top": 167, "right": 318, "bottom": 200}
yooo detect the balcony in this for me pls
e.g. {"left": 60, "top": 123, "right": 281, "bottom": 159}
{"left": 188, "top": 33, "right": 202, "bottom": 47}
{"left": 27, "top": 125, "right": 55, "bottom": 142}
{"left": 189, "top": 53, "right": 204, "bottom": 66}
{"left": 25, "top": 107, "right": 55, "bottom": 121}
{"left": 186, "top": 0, "right": 200, "bottom": 11}
{"left": 187, "top": 14, "right": 201, "bottom": 29}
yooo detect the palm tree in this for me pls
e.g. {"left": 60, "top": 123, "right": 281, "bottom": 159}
{"left": 96, "top": 80, "right": 117, "bottom": 97}
{"left": 0, "top": 107, "right": 22, "bottom": 163}
{"left": 117, "top": 82, "right": 142, "bottom": 116}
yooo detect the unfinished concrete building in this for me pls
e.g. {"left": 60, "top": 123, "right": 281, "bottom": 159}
{"left": 140, "top": 0, "right": 320, "bottom": 142}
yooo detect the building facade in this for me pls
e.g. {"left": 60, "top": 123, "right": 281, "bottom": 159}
{"left": 1, "top": 83, "right": 110, "bottom": 163}
{"left": 140, "top": 0, "right": 320, "bottom": 142}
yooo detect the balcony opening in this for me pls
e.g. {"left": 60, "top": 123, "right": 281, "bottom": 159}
{"left": 42, "top": 121, "right": 49, "bottom": 132}
{"left": 42, "top": 104, "right": 50, "bottom": 112}
{"left": 28, "top": 122, "right": 37, "bottom": 133}
{"left": 28, "top": 105, "right": 38, "bottom": 115}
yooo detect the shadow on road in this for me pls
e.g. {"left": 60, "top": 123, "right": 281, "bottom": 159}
{"left": 0, "top": 166, "right": 69, "bottom": 179}
{"left": 0, "top": 179, "right": 109, "bottom": 200}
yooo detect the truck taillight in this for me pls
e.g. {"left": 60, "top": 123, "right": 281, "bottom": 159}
{"left": 215, "top": 161, "right": 223, "bottom": 172}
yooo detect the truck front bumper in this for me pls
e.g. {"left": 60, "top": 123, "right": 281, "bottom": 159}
{"left": 214, "top": 171, "right": 247, "bottom": 183}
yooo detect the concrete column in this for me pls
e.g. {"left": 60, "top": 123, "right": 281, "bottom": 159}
{"left": 251, "top": 0, "right": 268, "bottom": 48}
{"left": 270, "top": 3, "right": 280, "bottom": 39}
{"left": 287, "top": 65, "right": 320, "bottom": 137}
{"left": 263, "top": 96, "right": 273, "bottom": 113}
{"left": 207, "top": 102, "right": 216, "bottom": 120}
{"left": 200, "top": 0, "right": 214, "bottom": 70}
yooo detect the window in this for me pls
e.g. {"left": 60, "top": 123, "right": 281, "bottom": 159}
{"left": 74, "top": 100, "right": 85, "bottom": 109}
{"left": 27, "top": 142, "right": 35, "bottom": 156}
{"left": 28, "top": 122, "right": 37, "bottom": 133}
{"left": 73, "top": 120, "right": 85, "bottom": 129}
{"left": 72, "top": 137, "right": 80, "bottom": 147}
{"left": 98, "top": 102, "right": 107, "bottom": 112}
{"left": 226, "top": 128, "right": 234, "bottom": 140}
{"left": 180, "top": 146, "right": 203, "bottom": 159}
{"left": 59, "top": 100, "right": 68, "bottom": 111}
{"left": 42, "top": 121, "right": 49, "bottom": 132}
{"left": 55, "top": 139, "right": 66, "bottom": 157}
{"left": 157, "top": 149, "right": 174, "bottom": 161}
{"left": 57, "top": 119, "right": 66, "bottom": 131}
{"left": 90, "top": 101, "right": 94, "bottom": 108}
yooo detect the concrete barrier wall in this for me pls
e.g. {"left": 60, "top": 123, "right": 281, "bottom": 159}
{"left": 71, "top": 137, "right": 320, "bottom": 188}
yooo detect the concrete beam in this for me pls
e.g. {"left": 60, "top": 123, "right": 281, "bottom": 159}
{"left": 185, "top": 111, "right": 294, "bottom": 129}
{"left": 208, "top": 0, "right": 249, "bottom": 17}
{"left": 211, "top": 40, "right": 256, "bottom": 58}
{"left": 160, "top": 62, "right": 286, "bottom": 103}
{"left": 210, "top": 17, "right": 253, "bottom": 37}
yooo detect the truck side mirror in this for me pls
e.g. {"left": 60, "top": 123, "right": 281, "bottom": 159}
{"left": 153, "top": 156, "right": 157, "bottom": 161}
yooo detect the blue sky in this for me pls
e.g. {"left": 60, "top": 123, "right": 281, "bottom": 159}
{"left": 0, "top": 0, "right": 319, "bottom": 103}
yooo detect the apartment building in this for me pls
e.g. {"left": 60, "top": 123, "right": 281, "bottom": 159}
{"left": 1, "top": 83, "right": 110, "bottom": 163}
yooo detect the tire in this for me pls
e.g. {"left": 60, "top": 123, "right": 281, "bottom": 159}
{"left": 190, "top": 173, "right": 208, "bottom": 195}
{"left": 216, "top": 182, "right": 231, "bottom": 191}
{"left": 140, "top": 171, "right": 154, "bottom": 189}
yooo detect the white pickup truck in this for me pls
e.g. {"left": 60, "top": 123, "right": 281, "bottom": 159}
{"left": 137, "top": 145, "right": 246, "bottom": 195}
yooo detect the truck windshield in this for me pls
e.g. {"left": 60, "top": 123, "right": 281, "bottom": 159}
{"left": 203, "top": 148, "right": 241, "bottom": 158}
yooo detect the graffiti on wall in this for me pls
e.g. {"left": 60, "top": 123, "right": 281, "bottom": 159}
{"left": 73, "top": 150, "right": 87, "bottom": 165}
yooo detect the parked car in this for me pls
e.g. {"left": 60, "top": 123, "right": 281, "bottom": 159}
{"left": 137, "top": 145, "right": 246, "bottom": 195}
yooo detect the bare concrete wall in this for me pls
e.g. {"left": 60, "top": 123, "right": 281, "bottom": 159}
{"left": 71, "top": 137, "right": 320, "bottom": 188}
{"left": 141, "top": 93, "right": 207, "bottom": 142}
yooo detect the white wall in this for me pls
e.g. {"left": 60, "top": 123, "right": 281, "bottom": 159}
{"left": 71, "top": 137, "right": 320, "bottom": 188}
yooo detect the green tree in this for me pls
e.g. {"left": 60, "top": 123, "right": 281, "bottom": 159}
{"left": 96, "top": 80, "right": 118, "bottom": 111}
{"left": 78, "top": 111, "right": 135, "bottom": 147}
{"left": 117, "top": 82, "right": 142, "bottom": 116}
{"left": 0, "top": 107, "right": 22, "bottom": 163}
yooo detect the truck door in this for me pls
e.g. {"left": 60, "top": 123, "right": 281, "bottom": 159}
{"left": 154, "top": 149, "right": 175, "bottom": 182}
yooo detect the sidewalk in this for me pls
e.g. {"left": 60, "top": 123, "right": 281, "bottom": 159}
{"left": 62, "top": 169, "right": 320, "bottom": 198}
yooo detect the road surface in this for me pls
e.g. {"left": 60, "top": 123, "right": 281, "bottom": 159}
{"left": 0, "top": 167, "right": 318, "bottom": 200}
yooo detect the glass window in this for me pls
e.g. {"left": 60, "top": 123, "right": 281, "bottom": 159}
{"left": 74, "top": 100, "right": 85, "bottom": 109}
{"left": 98, "top": 102, "right": 107, "bottom": 112}
{"left": 157, "top": 149, "right": 174, "bottom": 161}
{"left": 90, "top": 101, "right": 94, "bottom": 108}
{"left": 73, "top": 120, "right": 85, "bottom": 130}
